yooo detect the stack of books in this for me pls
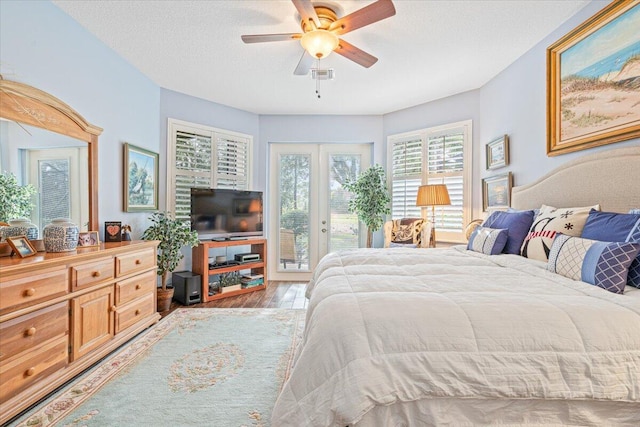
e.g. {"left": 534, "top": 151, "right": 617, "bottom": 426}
{"left": 241, "top": 273, "right": 264, "bottom": 288}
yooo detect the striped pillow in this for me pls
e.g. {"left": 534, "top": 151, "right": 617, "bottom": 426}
{"left": 547, "top": 235, "right": 640, "bottom": 294}
{"left": 467, "top": 226, "right": 508, "bottom": 255}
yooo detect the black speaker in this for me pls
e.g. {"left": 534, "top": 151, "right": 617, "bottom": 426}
{"left": 172, "top": 271, "right": 201, "bottom": 306}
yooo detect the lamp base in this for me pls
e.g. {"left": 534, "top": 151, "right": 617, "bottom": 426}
{"left": 429, "top": 226, "right": 436, "bottom": 248}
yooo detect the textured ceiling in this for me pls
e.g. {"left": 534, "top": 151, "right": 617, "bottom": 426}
{"left": 52, "top": 0, "right": 592, "bottom": 115}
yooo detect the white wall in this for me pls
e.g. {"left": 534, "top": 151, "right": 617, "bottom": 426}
{"left": 1, "top": 0, "right": 160, "bottom": 239}
{"left": 479, "top": 0, "right": 640, "bottom": 187}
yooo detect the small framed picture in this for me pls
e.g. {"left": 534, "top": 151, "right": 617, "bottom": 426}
{"left": 78, "top": 231, "right": 100, "bottom": 247}
{"left": 486, "top": 135, "right": 509, "bottom": 170}
{"left": 104, "top": 221, "right": 123, "bottom": 243}
{"left": 482, "top": 172, "right": 513, "bottom": 211}
{"left": 6, "top": 236, "right": 37, "bottom": 258}
{"left": 123, "top": 143, "right": 159, "bottom": 212}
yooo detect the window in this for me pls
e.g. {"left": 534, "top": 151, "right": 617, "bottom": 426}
{"left": 167, "top": 119, "right": 253, "bottom": 221}
{"left": 388, "top": 120, "right": 472, "bottom": 242}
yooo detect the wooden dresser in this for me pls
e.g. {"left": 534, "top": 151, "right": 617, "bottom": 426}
{"left": 0, "top": 240, "right": 161, "bottom": 424}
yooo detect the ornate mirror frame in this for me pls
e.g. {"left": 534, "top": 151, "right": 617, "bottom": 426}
{"left": 0, "top": 78, "right": 102, "bottom": 231}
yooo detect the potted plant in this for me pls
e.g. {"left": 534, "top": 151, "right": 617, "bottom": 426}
{"left": 142, "top": 211, "right": 199, "bottom": 311}
{"left": 343, "top": 164, "right": 391, "bottom": 248}
{"left": 0, "top": 172, "right": 36, "bottom": 223}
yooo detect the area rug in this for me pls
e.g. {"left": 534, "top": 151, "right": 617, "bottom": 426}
{"left": 11, "top": 308, "right": 305, "bottom": 427}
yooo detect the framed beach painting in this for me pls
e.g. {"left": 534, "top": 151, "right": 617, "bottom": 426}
{"left": 123, "top": 143, "right": 159, "bottom": 212}
{"left": 547, "top": 0, "right": 640, "bottom": 156}
{"left": 486, "top": 135, "right": 509, "bottom": 170}
{"left": 482, "top": 172, "right": 513, "bottom": 212}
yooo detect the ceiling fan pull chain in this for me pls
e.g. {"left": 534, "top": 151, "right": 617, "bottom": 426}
{"left": 316, "top": 58, "right": 321, "bottom": 99}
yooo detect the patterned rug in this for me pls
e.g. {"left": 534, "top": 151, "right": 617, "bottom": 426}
{"left": 10, "top": 308, "right": 305, "bottom": 427}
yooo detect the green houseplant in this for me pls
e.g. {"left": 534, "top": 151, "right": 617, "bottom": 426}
{"left": 0, "top": 172, "right": 36, "bottom": 224}
{"left": 142, "top": 211, "right": 199, "bottom": 311}
{"left": 343, "top": 164, "right": 391, "bottom": 248}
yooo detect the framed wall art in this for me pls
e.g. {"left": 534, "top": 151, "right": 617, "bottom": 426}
{"left": 6, "top": 236, "right": 37, "bottom": 258}
{"left": 123, "top": 143, "right": 159, "bottom": 212}
{"left": 547, "top": 1, "right": 640, "bottom": 156}
{"left": 482, "top": 172, "right": 513, "bottom": 212}
{"left": 486, "top": 135, "right": 509, "bottom": 170}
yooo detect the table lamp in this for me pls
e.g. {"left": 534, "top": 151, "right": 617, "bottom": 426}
{"left": 416, "top": 184, "right": 451, "bottom": 247}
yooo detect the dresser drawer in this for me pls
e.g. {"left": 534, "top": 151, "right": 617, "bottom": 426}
{"left": 0, "top": 335, "right": 68, "bottom": 403}
{"left": 0, "top": 302, "right": 68, "bottom": 361}
{"left": 115, "top": 248, "right": 155, "bottom": 277}
{"left": 115, "top": 270, "right": 156, "bottom": 306}
{"left": 71, "top": 257, "right": 114, "bottom": 290}
{"left": 115, "top": 292, "right": 155, "bottom": 334}
{"left": 0, "top": 266, "right": 68, "bottom": 314}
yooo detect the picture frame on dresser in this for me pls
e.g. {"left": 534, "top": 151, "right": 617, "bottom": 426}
{"left": 547, "top": 1, "right": 640, "bottom": 156}
{"left": 6, "top": 236, "right": 37, "bottom": 258}
{"left": 482, "top": 172, "right": 513, "bottom": 211}
{"left": 123, "top": 143, "right": 159, "bottom": 212}
{"left": 78, "top": 231, "right": 100, "bottom": 247}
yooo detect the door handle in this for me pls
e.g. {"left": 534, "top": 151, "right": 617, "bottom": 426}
{"left": 321, "top": 220, "right": 327, "bottom": 224}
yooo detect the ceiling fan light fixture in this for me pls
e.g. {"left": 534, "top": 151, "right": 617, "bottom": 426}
{"left": 300, "top": 30, "right": 338, "bottom": 59}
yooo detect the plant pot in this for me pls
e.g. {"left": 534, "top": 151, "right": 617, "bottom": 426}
{"left": 157, "top": 287, "right": 174, "bottom": 312}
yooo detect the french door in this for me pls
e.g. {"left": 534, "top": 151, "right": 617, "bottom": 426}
{"left": 268, "top": 143, "right": 372, "bottom": 281}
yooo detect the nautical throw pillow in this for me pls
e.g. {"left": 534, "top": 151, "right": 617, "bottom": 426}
{"left": 547, "top": 234, "right": 640, "bottom": 294}
{"left": 467, "top": 226, "right": 508, "bottom": 255}
{"left": 483, "top": 209, "right": 535, "bottom": 255}
{"left": 520, "top": 204, "right": 599, "bottom": 262}
{"left": 582, "top": 209, "right": 640, "bottom": 289}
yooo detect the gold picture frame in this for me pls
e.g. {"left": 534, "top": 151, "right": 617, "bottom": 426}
{"left": 482, "top": 172, "right": 513, "bottom": 212}
{"left": 486, "top": 135, "right": 509, "bottom": 170}
{"left": 6, "top": 235, "right": 37, "bottom": 258}
{"left": 547, "top": 1, "right": 640, "bottom": 156}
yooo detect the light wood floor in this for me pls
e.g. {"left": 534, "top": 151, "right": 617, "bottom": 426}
{"left": 163, "top": 281, "right": 307, "bottom": 317}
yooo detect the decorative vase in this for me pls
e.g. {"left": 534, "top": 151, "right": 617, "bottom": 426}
{"left": 43, "top": 218, "right": 79, "bottom": 252}
{"left": 0, "top": 218, "right": 39, "bottom": 241}
{"left": 157, "top": 287, "right": 174, "bottom": 312}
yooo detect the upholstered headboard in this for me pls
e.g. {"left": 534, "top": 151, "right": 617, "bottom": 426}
{"left": 511, "top": 146, "right": 640, "bottom": 213}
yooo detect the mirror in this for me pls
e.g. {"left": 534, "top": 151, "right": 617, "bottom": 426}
{"left": 0, "top": 79, "right": 101, "bottom": 232}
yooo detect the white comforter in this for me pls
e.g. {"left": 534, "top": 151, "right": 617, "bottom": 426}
{"left": 271, "top": 247, "right": 640, "bottom": 426}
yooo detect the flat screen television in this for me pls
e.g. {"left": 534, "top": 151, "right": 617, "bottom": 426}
{"left": 190, "top": 188, "right": 263, "bottom": 240}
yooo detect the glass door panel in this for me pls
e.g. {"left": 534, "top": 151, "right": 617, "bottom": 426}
{"left": 327, "top": 154, "right": 362, "bottom": 252}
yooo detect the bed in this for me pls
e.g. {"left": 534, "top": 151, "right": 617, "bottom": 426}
{"left": 271, "top": 145, "right": 640, "bottom": 426}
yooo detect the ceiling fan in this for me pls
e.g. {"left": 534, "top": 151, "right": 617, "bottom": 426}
{"left": 241, "top": 0, "right": 396, "bottom": 75}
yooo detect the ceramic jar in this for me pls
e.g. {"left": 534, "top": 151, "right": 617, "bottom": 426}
{"left": 43, "top": 218, "right": 79, "bottom": 252}
{"left": 0, "top": 218, "right": 39, "bottom": 241}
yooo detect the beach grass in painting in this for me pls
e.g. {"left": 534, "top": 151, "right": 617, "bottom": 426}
{"left": 559, "top": 4, "right": 640, "bottom": 141}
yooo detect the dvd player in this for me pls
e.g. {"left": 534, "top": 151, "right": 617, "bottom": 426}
{"left": 234, "top": 253, "right": 261, "bottom": 263}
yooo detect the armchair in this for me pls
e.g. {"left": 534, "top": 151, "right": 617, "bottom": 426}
{"left": 383, "top": 218, "right": 432, "bottom": 248}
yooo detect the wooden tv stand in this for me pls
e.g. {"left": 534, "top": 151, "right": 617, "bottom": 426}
{"left": 191, "top": 238, "right": 267, "bottom": 302}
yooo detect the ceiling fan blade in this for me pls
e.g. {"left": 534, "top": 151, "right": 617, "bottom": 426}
{"left": 241, "top": 33, "right": 302, "bottom": 43}
{"left": 335, "top": 39, "right": 378, "bottom": 68}
{"left": 292, "top": 0, "right": 320, "bottom": 29}
{"left": 329, "top": 0, "right": 396, "bottom": 36}
{"left": 294, "top": 51, "right": 315, "bottom": 75}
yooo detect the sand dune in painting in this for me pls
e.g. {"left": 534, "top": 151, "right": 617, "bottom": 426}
{"left": 560, "top": 55, "right": 640, "bottom": 140}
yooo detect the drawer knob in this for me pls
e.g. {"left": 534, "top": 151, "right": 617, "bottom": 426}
{"left": 135, "top": 284, "right": 141, "bottom": 290}
{"left": 135, "top": 259, "right": 142, "bottom": 265}
{"left": 25, "top": 288, "right": 36, "bottom": 297}
{"left": 26, "top": 327, "right": 37, "bottom": 337}
{"left": 135, "top": 309, "right": 141, "bottom": 316}
{"left": 92, "top": 271, "right": 101, "bottom": 277}
{"left": 110, "top": 305, "right": 117, "bottom": 312}
{"left": 25, "top": 367, "right": 36, "bottom": 377}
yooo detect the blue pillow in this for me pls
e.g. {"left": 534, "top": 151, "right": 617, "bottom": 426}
{"left": 581, "top": 209, "right": 640, "bottom": 289}
{"left": 467, "top": 226, "right": 508, "bottom": 255}
{"left": 548, "top": 234, "right": 640, "bottom": 294}
{"left": 483, "top": 210, "right": 535, "bottom": 255}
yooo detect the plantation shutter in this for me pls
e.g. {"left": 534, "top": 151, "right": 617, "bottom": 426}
{"left": 426, "top": 131, "right": 465, "bottom": 233}
{"left": 390, "top": 137, "right": 423, "bottom": 219}
{"left": 168, "top": 120, "right": 253, "bottom": 222}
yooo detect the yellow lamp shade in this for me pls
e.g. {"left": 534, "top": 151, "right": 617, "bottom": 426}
{"left": 416, "top": 184, "right": 451, "bottom": 207}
